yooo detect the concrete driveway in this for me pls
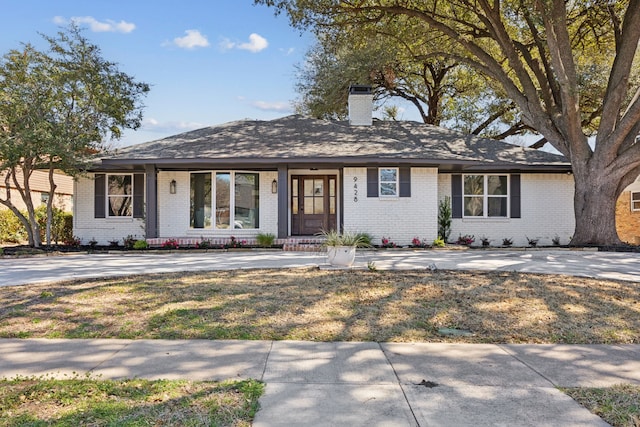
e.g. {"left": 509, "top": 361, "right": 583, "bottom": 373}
{"left": 1, "top": 248, "right": 639, "bottom": 286}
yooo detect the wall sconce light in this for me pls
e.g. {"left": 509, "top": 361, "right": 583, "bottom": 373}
{"left": 271, "top": 179, "right": 278, "bottom": 194}
{"left": 169, "top": 179, "right": 177, "bottom": 194}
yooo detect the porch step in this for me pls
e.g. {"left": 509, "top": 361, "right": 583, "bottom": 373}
{"left": 280, "top": 238, "right": 325, "bottom": 252}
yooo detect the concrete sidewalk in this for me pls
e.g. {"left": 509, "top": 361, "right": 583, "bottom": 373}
{"left": 2, "top": 248, "right": 640, "bottom": 286}
{"left": 2, "top": 339, "right": 638, "bottom": 426}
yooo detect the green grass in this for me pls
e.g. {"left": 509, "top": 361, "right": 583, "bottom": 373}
{"left": 563, "top": 385, "right": 640, "bottom": 427}
{"left": 0, "top": 375, "right": 264, "bottom": 427}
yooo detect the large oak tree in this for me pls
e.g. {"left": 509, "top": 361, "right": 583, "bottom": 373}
{"left": 258, "top": 0, "right": 640, "bottom": 246}
{"left": 297, "top": 19, "right": 528, "bottom": 138}
{"left": 0, "top": 26, "right": 149, "bottom": 247}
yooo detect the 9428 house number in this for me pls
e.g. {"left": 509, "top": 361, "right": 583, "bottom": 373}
{"left": 353, "top": 176, "right": 358, "bottom": 202}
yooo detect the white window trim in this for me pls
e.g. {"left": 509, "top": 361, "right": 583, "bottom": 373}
{"left": 379, "top": 167, "right": 399, "bottom": 198}
{"left": 107, "top": 173, "right": 133, "bottom": 218}
{"left": 631, "top": 191, "right": 640, "bottom": 212}
{"left": 191, "top": 171, "right": 260, "bottom": 230}
{"left": 462, "top": 174, "right": 509, "bottom": 218}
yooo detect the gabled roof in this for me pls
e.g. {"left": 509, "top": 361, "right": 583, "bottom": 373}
{"left": 99, "top": 115, "right": 570, "bottom": 172}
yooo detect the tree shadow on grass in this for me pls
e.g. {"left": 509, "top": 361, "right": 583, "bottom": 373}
{"left": 0, "top": 268, "right": 638, "bottom": 344}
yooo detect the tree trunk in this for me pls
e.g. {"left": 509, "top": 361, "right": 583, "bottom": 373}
{"left": 570, "top": 168, "right": 622, "bottom": 246}
{"left": 45, "top": 165, "right": 58, "bottom": 246}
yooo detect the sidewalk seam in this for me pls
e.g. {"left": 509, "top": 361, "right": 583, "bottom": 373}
{"left": 379, "top": 342, "right": 421, "bottom": 427}
{"left": 259, "top": 340, "right": 274, "bottom": 382}
{"left": 87, "top": 340, "right": 135, "bottom": 377}
{"left": 496, "top": 344, "right": 558, "bottom": 387}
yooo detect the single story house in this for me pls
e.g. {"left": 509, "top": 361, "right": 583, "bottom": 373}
{"left": 74, "top": 86, "right": 576, "bottom": 248}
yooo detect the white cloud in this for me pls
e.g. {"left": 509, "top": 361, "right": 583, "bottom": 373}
{"left": 143, "top": 118, "right": 205, "bottom": 133}
{"left": 172, "top": 29, "right": 210, "bottom": 50}
{"left": 219, "top": 33, "right": 268, "bottom": 53}
{"left": 53, "top": 16, "right": 135, "bottom": 33}
{"left": 251, "top": 100, "right": 292, "bottom": 112}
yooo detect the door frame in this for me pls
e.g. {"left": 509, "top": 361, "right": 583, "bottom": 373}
{"left": 290, "top": 174, "right": 337, "bottom": 235}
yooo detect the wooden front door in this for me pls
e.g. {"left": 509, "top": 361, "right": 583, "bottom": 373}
{"left": 291, "top": 175, "right": 337, "bottom": 235}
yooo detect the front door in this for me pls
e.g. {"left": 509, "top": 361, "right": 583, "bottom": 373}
{"left": 291, "top": 175, "right": 337, "bottom": 235}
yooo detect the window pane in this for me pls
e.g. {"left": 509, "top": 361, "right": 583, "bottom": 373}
{"left": 304, "top": 197, "right": 314, "bottom": 214}
{"left": 292, "top": 197, "right": 298, "bottom": 214}
{"left": 330, "top": 197, "right": 335, "bottom": 214}
{"left": 190, "top": 173, "right": 212, "bottom": 228}
{"left": 329, "top": 179, "right": 335, "bottom": 196}
{"left": 304, "top": 179, "right": 314, "bottom": 196}
{"left": 109, "top": 196, "right": 132, "bottom": 216}
{"left": 108, "top": 175, "right": 132, "bottom": 196}
{"left": 380, "top": 182, "right": 397, "bottom": 196}
{"left": 488, "top": 197, "right": 508, "bottom": 217}
{"left": 314, "top": 198, "right": 324, "bottom": 214}
{"left": 488, "top": 176, "right": 508, "bottom": 195}
{"left": 108, "top": 175, "right": 133, "bottom": 217}
{"left": 632, "top": 192, "right": 640, "bottom": 201}
{"left": 234, "top": 173, "right": 259, "bottom": 229}
{"left": 464, "top": 196, "right": 484, "bottom": 216}
{"left": 380, "top": 168, "right": 397, "bottom": 182}
{"left": 314, "top": 180, "right": 324, "bottom": 196}
{"left": 464, "top": 175, "right": 484, "bottom": 195}
{"left": 216, "top": 173, "right": 230, "bottom": 229}
{"left": 292, "top": 179, "right": 298, "bottom": 197}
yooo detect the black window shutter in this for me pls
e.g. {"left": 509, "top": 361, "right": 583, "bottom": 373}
{"left": 94, "top": 174, "right": 105, "bottom": 218}
{"left": 451, "top": 175, "right": 462, "bottom": 218}
{"left": 399, "top": 167, "right": 411, "bottom": 197}
{"left": 133, "top": 173, "right": 144, "bottom": 218}
{"left": 510, "top": 174, "right": 521, "bottom": 218}
{"left": 367, "top": 168, "right": 378, "bottom": 197}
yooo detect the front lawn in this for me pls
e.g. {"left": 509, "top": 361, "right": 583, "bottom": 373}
{"left": 0, "top": 268, "right": 637, "bottom": 343}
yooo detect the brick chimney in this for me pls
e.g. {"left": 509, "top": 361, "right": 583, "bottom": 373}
{"left": 348, "top": 85, "right": 373, "bottom": 126}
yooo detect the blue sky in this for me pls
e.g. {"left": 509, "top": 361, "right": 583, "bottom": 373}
{"left": 0, "top": 0, "right": 314, "bottom": 146}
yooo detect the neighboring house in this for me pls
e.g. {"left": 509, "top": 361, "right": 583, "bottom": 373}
{"left": 0, "top": 170, "right": 73, "bottom": 212}
{"left": 616, "top": 176, "right": 640, "bottom": 244}
{"left": 75, "top": 86, "right": 575, "bottom": 247}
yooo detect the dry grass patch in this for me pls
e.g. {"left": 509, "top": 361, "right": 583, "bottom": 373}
{"left": 0, "top": 268, "right": 638, "bottom": 343}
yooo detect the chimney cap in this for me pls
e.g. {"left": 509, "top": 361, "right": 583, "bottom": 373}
{"left": 349, "top": 84, "right": 372, "bottom": 94}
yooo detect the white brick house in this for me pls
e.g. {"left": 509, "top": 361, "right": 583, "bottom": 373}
{"left": 74, "top": 86, "right": 574, "bottom": 247}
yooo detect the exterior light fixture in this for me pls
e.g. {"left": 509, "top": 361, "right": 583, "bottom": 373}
{"left": 271, "top": 179, "right": 278, "bottom": 194}
{"left": 170, "top": 179, "right": 177, "bottom": 194}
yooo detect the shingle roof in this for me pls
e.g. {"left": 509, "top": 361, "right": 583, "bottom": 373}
{"left": 100, "top": 115, "right": 569, "bottom": 171}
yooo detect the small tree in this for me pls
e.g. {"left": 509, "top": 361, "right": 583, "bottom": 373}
{"left": 0, "top": 25, "right": 149, "bottom": 247}
{"left": 438, "top": 196, "right": 452, "bottom": 243}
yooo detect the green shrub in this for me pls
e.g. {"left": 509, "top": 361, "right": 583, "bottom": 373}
{"left": 35, "top": 206, "right": 73, "bottom": 245}
{"left": 438, "top": 197, "right": 452, "bottom": 243}
{"left": 433, "top": 237, "right": 446, "bottom": 247}
{"left": 256, "top": 233, "right": 276, "bottom": 247}
{"left": 196, "top": 238, "right": 212, "bottom": 249}
{"left": 133, "top": 239, "right": 149, "bottom": 250}
{"left": 354, "top": 232, "right": 374, "bottom": 247}
{"left": 123, "top": 235, "right": 137, "bottom": 249}
{"left": 0, "top": 210, "right": 27, "bottom": 243}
